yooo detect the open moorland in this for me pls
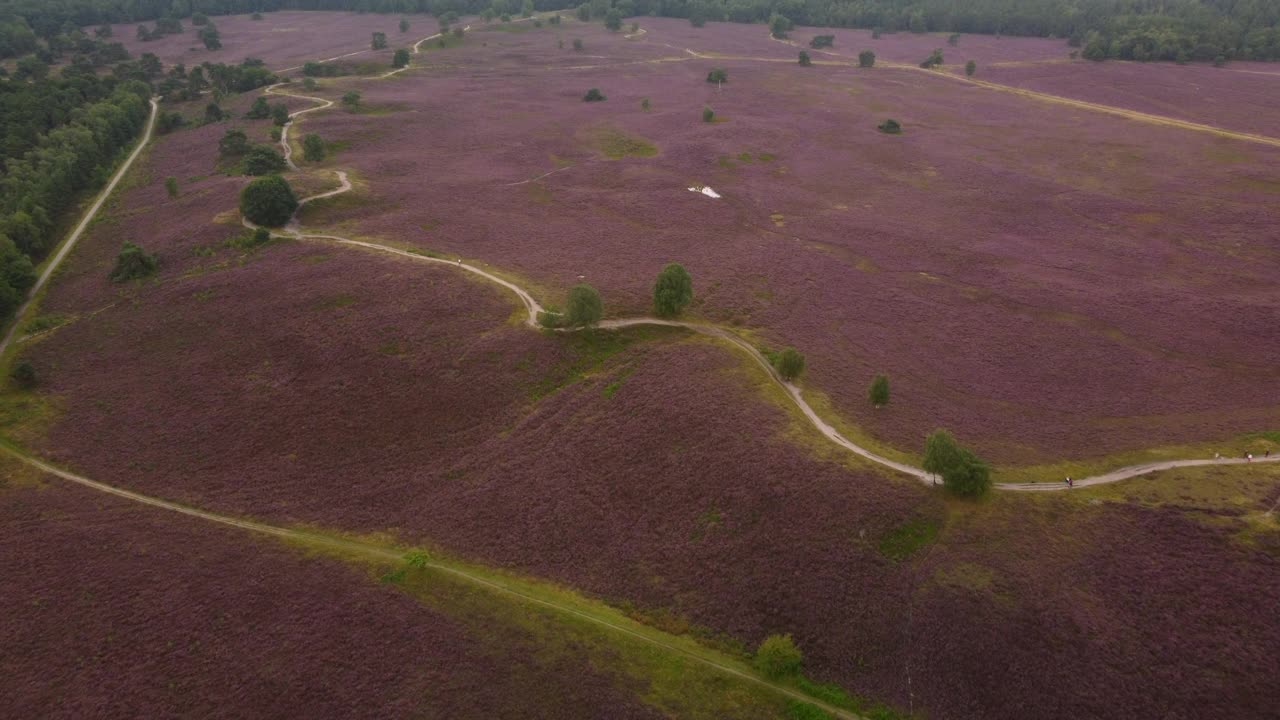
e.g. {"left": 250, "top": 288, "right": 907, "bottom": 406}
{"left": 3, "top": 9, "right": 1280, "bottom": 720}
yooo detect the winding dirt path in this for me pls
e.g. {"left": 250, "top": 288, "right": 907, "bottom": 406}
{"left": 0, "top": 98, "right": 160, "bottom": 360}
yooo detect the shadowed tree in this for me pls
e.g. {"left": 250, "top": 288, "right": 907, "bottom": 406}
{"left": 922, "top": 429, "right": 991, "bottom": 497}
{"left": 566, "top": 284, "right": 603, "bottom": 327}
{"left": 109, "top": 241, "right": 158, "bottom": 282}
{"left": 240, "top": 175, "right": 298, "bottom": 227}
{"left": 769, "top": 13, "right": 792, "bottom": 39}
{"left": 399, "top": 18, "right": 409, "bottom": 32}
{"left": 393, "top": 48, "right": 410, "bottom": 68}
{"left": 754, "top": 634, "right": 803, "bottom": 679}
{"left": 706, "top": 67, "right": 727, "bottom": 83}
{"left": 798, "top": 50, "right": 811, "bottom": 65}
{"left": 878, "top": 118, "right": 902, "bottom": 134}
{"left": 774, "top": 347, "right": 805, "bottom": 380}
{"left": 583, "top": 88, "right": 605, "bottom": 101}
{"left": 652, "top": 263, "right": 693, "bottom": 317}
{"left": 10, "top": 360, "right": 37, "bottom": 389}
{"left": 270, "top": 103, "right": 290, "bottom": 126}
{"left": 303, "top": 134, "right": 325, "bottom": 162}
{"left": 242, "top": 145, "right": 286, "bottom": 175}
{"left": 342, "top": 91, "right": 361, "bottom": 108}
{"left": 372, "top": 32, "right": 388, "bottom": 49}
{"left": 869, "top": 374, "right": 890, "bottom": 406}
{"left": 859, "top": 49, "right": 876, "bottom": 67}
{"left": 165, "top": 177, "right": 179, "bottom": 198}
{"left": 605, "top": 9, "right": 622, "bottom": 31}
{"left": 246, "top": 96, "right": 271, "bottom": 119}
{"left": 965, "top": 60, "right": 976, "bottom": 75}
{"left": 702, "top": 106, "right": 715, "bottom": 122}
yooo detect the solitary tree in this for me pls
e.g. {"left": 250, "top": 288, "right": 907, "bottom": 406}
{"left": 809, "top": 34, "right": 834, "bottom": 48}
{"left": 774, "top": 347, "right": 804, "bottom": 380}
{"left": 393, "top": 48, "right": 410, "bottom": 68}
{"left": 9, "top": 360, "right": 37, "bottom": 389}
{"left": 204, "top": 103, "right": 224, "bottom": 122}
{"left": 583, "top": 87, "right": 606, "bottom": 101}
{"left": 372, "top": 31, "right": 388, "bottom": 50}
{"left": 198, "top": 25, "right": 221, "bottom": 50}
{"left": 768, "top": 13, "right": 792, "bottom": 39}
{"left": 706, "top": 67, "right": 728, "bottom": 84}
{"left": 246, "top": 96, "right": 271, "bottom": 119}
{"left": 869, "top": 374, "right": 890, "bottom": 406}
{"left": 604, "top": 9, "right": 622, "bottom": 32}
{"left": 270, "top": 103, "right": 290, "bottom": 126}
{"left": 566, "top": 284, "right": 603, "bottom": 327}
{"left": 652, "top": 263, "right": 693, "bottom": 317}
{"left": 922, "top": 429, "right": 991, "bottom": 497}
{"left": 920, "top": 48, "right": 944, "bottom": 68}
{"left": 342, "top": 90, "right": 362, "bottom": 108}
{"left": 859, "top": 49, "right": 876, "bottom": 67}
{"left": 798, "top": 50, "right": 811, "bottom": 66}
{"left": 878, "top": 118, "right": 902, "bottom": 134}
{"left": 965, "top": 60, "right": 976, "bottom": 76}
{"left": 754, "top": 634, "right": 803, "bottom": 679}
{"left": 303, "top": 134, "right": 326, "bottom": 162}
{"left": 109, "top": 241, "right": 159, "bottom": 282}
{"left": 241, "top": 145, "right": 286, "bottom": 175}
{"left": 702, "top": 106, "right": 715, "bottom": 122}
{"left": 399, "top": 18, "right": 410, "bottom": 32}
{"left": 240, "top": 175, "right": 299, "bottom": 227}
{"left": 164, "top": 176, "right": 179, "bottom": 198}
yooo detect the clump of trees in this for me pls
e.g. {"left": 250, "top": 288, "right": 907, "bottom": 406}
{"left": 809, "top": 34, "right": 834, "bottom": 48}
{"left": 303, "top": 134, "right": 326, "bottom": 162}
{"left": 920, "top": 48, "right": 944, "bottom": 68}
{"left": 878, "top": 118, "right": 902, "bottom": 134}
{"left": 869, "top": 374, "right": 890, "bottom": 406}
{"left": 109, "top": 241, "right": 158, "bottom": 282}
{"left": 652, "top": 263, "right": 693, "bottom": 317}
{"left": 583, "top": 87, "right": 606, "bottom": 101}
{"left": 241, "top": 145, "right": 286, "bottom": 175}
{"left": 393, "top": 48, "right": 410, "bottom": 68}
{"left": 922, "top": 429, "right": 991, "bottom": 497}
{"left": 774, "top": 347, "right": 805, "bottom": 381}
{"left": 246, "top": 96, "right": 271, "bottom": 119}
{"left": 198, "top": 24, "right": 221, "bottom": 51}
{"left": 859, "top": 49, "right": 876, "bottom": 67}
{"left": 219, "top": 128, "right": 250, "bottom": 157}
{"left": 240, "top": 175, "right": 298, "bottom": 227}
{"left": 566, "top": 284, "right": 603, "bottom": 327}
{"left": 372, "top": 32, "right": 388, "bottom": 50}
{"left": 769, "top": 13, "right": 792, "bottom": 39}
{"left": 965, "top": 59, "right": 976, "bottom": 76}
{"left": 799, "top": 50, "right": 811, "bottom": 65}
{"left": 754, "top": 634, "right": 803, "bottom": 679}
{"left": 706, "top": 67, "right": 728, "bottom": 83}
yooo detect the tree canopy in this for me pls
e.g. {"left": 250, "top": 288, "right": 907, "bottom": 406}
{"left": 566, "top": 284, "right": 603, "bottom": 327}
{"left": 652, "top": 262, "right": 693, "bottom": 317}
{"left": 240, "top": 175, "right": 298, "bottom": 227}
{"left": 922, "top": 429, "right": 991, "bottom": 497}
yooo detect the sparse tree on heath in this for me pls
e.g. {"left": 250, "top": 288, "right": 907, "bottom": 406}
{"left": 798, "top": 50, "right": 811, "bottom": 66}
{"left": 566, "top": 284, "right": 603, "bottom": 327}
{"left": 859, "top": 49, "right": 876, "bottom": 67}
{"left": 754, "top": 634, "right": 803, "bottom": 679}
{"left": 774, "top": 347, "right": 805, "bottom": 380}
{"left": 583, "top": 88, "right": 606, "bottom": 102}
{"left": 270, "top": 103, "right": 290, "bottom": 126}
{"left": 604, "top": 9, "right": 622, "bottom": 31}
{"left": 702, "top": 106, "right": 715, "bottom": 122}
{"left": 240, "top": 175, "right": 299, "bottom": 227}
{"left": 164, "top": 177, "right": 179, "bottom": 198}
{"left": 922, "top": 429, "right": 991, "bottom": 497}
{"left": 706, "top": 67, "right": 728, "bottom": 84}
{"left": 219, "top": 129, "right": 250, "bottom": 157}
{"left": 965, "top": 60, "right": 977, "bottom": 76}
{"left": 343, "top": 90, "right": 362, "bottom": 108}
{"left": 109, "top": 241, "right": 159, "bottom": 282}
{"left": 393, "top": 48, "right": 410, "bottom": 68}
{"left": 652, "top": 263, "right": 693, "bottom": 317}
{"left": 246, "top": 96, "right": 271, "bottom": 119}
{"left": 10, "top": 360, "right": 37, "bottom": 389}
{"left": 303, "top": 134, "right": 326, "bottom": 162}
{"left": 869, "top": 374, "right": 890, "bottom": 406}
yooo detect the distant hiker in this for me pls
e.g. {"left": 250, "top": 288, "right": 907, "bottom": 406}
{"left": 1066, "top": 476, "right": 1073, "bottom": 488}
{"left": 1247, "top": 452, "right": 1253, "bottom": 462}
{"left": 1267, "top": 450, "right": 1272, "bottom": 459}
{"left": 1214, "top": 452, "right": 1220, "bottom": 460}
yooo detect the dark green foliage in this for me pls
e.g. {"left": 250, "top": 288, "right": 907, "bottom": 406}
{"left": 0, "top": 237, "right": 36, "bottom": 322}
{"left": 204, "top": 103, "right": 224, "bottom": 123}
{"left": 605, "top": 9, "right": 622, "bottom": 31}
{"left": 754, "top": 634, "right": 803, "bottom": 679}
{"left": 774, "top": 347, "right": 805, "bottom": 380}
{"left": 702, "top": 106, "right": 715, "bottom": 122}
{"left": 156, "top": 111, "right": 186, "bottom": 134}
{"left": 809, "top": 34, "right": 833, "bottom": 48}
{"left": 109, "top": 241, "right": 158, "bottom": 283}
{"left": 241, "top": 145, "right": 286, "bottom": 176}
{"left": 706, "top": 67, "right": 728, "bottom": 83}
{"left": 965, "top": 59, "right": 976, "bottom": 75}
{"left": 689, "top": 14, "right": 706, "bottom": 27}
{"left": 922, "top": 429, "right": 991, "bottom": 497}
{"left": 303, "top": 77, "right": 317, "bottom": 90}
{"left": 371, "top": 31, "right": 387, "bottom": 50}
{"left": 94, "top": 24, "right": 112, "bottom": 38}
{"left": 136, "top": 24, "right": 152, "bottom": 41}
{"left": 9, "top": 360, "right": 37, "bottom": 390}
{"left": 303, "top": 61, "right": 344, "bottom": 77}
{"left": 869, "top": 374, "right": 890, "bottom": 406}
{"left": 198, "top": 25, "right": 220, "bottom": 51}
{"left": 393, "top": 48, "right": 410, "bottom": 67}
{"left": 452, "top": 27, "right": 464, "bottom": 38}
{"left": 652, "top": 262, "right": 693, "bottom": 317}
{"left": 859, "top": 49, "right": 876, "bottom": 67}
{"left": 1214, "top": 55, "right": 1227, "bottom": 66}
{"left": 303, "top": 134, "right": 326, "bottom": 162}
{"left": 399, "top": 18, "right": 410, "bottom": 32}
{"left": 566, "top": 284, "right": 603, "bottom": 327}
{"left": 240, "top": 175, "right": 298, "bottom": 228}
{"left": 342, "top": 90, "right": 361, "bottom": 107}
{"left": 878, "top": 118, "right": 901, "bottom": 134}
{"left": 521, "top": 0, "right": 534, "bottom": 17}
{"left": 798, "top": 50, "right": 811, "bottom": 65}
{"left": 920, "top": 48, "right": 944, "bottom": 67}
{"left": 583, "top": 87, "right": 605, "bottom": 101}
{"left": 246, "top": 96, "right": 271, "bottom": 119}
{"left": 769, "top": 13, "right": 792, "bottom": 39}
{"left": 270, "top": 103, "right": 290, "bottom": 126}
{"left": 164, "top": 176, "right": 179, "bottom": 199}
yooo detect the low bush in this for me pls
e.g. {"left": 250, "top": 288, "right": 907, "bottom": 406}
{"left": 10, "top": 361, "right": 37, "bottom": 389}
{"left": 754, "top": 634, "right": 803, "bottom": 679}
{"left": 583, "top": 87, "right": 606, "bottom": 102}
{"left": 878, "top": 118, "right": 902, "bottom": 134}
{"left": 241, "top": 145, "right": 286, "bottom": 176}
{"left": 566, "top": 284, "right": 603, "bottom": 327}
{"left": 240, "top": 175, "right": 298, "bottom": 227}
{"left": 109, "top": 241, "right": 158, "bottom": 282}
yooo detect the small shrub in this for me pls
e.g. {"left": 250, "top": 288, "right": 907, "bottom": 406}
{"left": 922, "top": 429, "right": 991, "bottom": 497}
{"left": 878, "top": 118, "right": 901, "bottom": 134}
{"left": 566, "top": 284, "right": 603, "bottom": 327}
{"left": 869, "top": 374, "right": 890, "bottom": 406}
{"left": 652, "top": 262, "right": 693, "bottom": 317}
{"left": 920, "top": 48, "right": 944, "bottom": 68}
{"left": 303, "top": 77, "right": 317, "bottom": 90}
{"left": 537, "top": 311, "right": 564, "bottom": 329}
{"left": 109, "top": 241, "right": 159, "bottom": 282}
{"left": 251, "top": 12, "right": 263, "bottom": 20}
{"left": 550, "top": 14, "right": 561, "bottom": 25}
{"left": 240, "top": 175, "right": 299, "bottom": 227}
{"left": 204, "top": 103, "right": 224, "bottom": 122}
{"left": 872, "top": 27, "right": 882, "bottom": 39}
{"left": 192, "top": 13, "right": 208, "bottom": 26}
{"left": 706, "top": 67, "right": 728, "bottom": 84}
{"left": 241, "top": 145, "right": 286, "bottom": 175}
{"left": 219, "top": 128, "right": 250, "bottom": 157}
{"left": 754, "top": 634, "right": 803, "bottom": 679}
{"left": 640, "top": 97, "right": 650, "bottom": 110}
{"left": 702, "top": 106, "right": 715, "bottom": 122}
{"left": 965, "top": 60, "right": 976, "bottom": 76}
{"left": 164, "top": 177, "right": 179, "bottom": 198}
{"left": 452, "top": 27, "right": 464, "bottom": 38}
{"left": 252, "top": 227, "right": 271, "bottom": 245}
{"left": 583, "top": 87, "right": 606, "bottom": 102}
{"left": 156, "top": 111, "right": 186, "bottom": 134}
{"left": 1213, "top": 55, "right": 1226, "bottom": 67}
{"left": 774, "top": 347, "right": 805, "bottom": 381}
{"left": 372, "top": 31, "right": 388, "bottom": 50}
{"left": 630, "top": 22, "right": 639, "bottom": 33}
{"left": 342, "top": 91, "right": 362, "bottom": 108}
{"left": 303, "top": 134, "right": 326, "bottom": 162}
{"left": 769, "top": 13, "right": 792, "bottom": 39}
{"left": 270, "top": 127, "right": 282, "bottom": 142}
{"left": 798, "top": 50, "right": 811, "bottom": 66}
{"left": 246, "top": 96, "right": 270, "bottom": 119}
{"left": 576, "top": 4, "right": 590, "bottom": 21}
{"left": 858, "top": 49, "right": 875, "bottom": 67}
{"left": 9, "top": 361, "right": 37, "bottom": 390}
{"left": 393, "top": 48, "right": 410, "bottom": 68}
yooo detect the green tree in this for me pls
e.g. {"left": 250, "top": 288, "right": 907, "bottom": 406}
{"left": 270, "top": 103, "right": 290, "bottom": 126}
{"left": 878, "top": 118, "right": 902, "bottom": 134}
{"left": 343, "top": 90, "right": 362, "bottom": 108}
{"left": 702, "top": 106, "right": 715, "bottom": 122}
{"left": 393, "top": 48, "right": 410, "bottom": 68}
{"left": 572, "top": 38, "right": 584, "bottom": 51}
{"left": 754, "top": 634, "right": 802, "bottom": 679}
{"left": 920, "top": 48, "right": 944, "bottom": 68}
{"left": 164, "top": 176, "right": 179, "bottom": 198}
{"left": 605, "top": 9, "right": 622, "bottom": 31}
{"left": 583, "top": 87, "right": 605, "bottom": 101}
{"left": 303, "top": 134, "right": 325, "bottom": 162}
{"left": 706, "top": 67, "right": 727, "bottom": 83}
{"left": 372, "top": 31, "right": 388, "bottom": 50}
{"left": 810, "top": 34, "right": 833, "bottom": 48}
{"left": 204, "top": 102, "right": 224, "bottom": 122}
{"left": 241, "top": 145, "right": 286, "bottom": 175}
{"left": 399, "top": 18, "right": 410, "bottom": 32}
{"left": 198, "top": 25, "right": 220, "bottom": 50}
{"left": 522, "top": 0, "right": 534, "bottom": 17}
{"left": 652, "top": 262, "right": 693, "bottom": 317}
{"left": 566, "top": 284, "right": 603, "bottom": 327}
{"left": 922, "top": 429, "right": 991, "bottom": 497}
{"left": 774, "top": 347, "right": 804, "bottom": 380}
{"left": 965, "top": 60, "right": 976, "bottom": 76}
{"left": 859, "top": 49, "right": 876, "bottom": 67}
{"left": 109, "top": 241, "right": 159, "bottom": 282}
{"left": 769, "top": 13, "right": 791, "bottom": 39}
{"left": 251, "top": 12, "right": 263, "bottom": 20}
{"left": 246, "top": 96, "right": 271, "bottom": 119}
{"left": 9, "top": 360, "right": 37, "bottom": 390}
{"left": 798, "top": 50, "right": 811, "bottom": 65}
{"left": 549, "top": 14, "right": 561, "bottom": 25}
{"left": 869, "top": 374, "right": 890, "bottom": 406}
{"left": 240, "top": 175, "right": 298, "bottom": 227}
